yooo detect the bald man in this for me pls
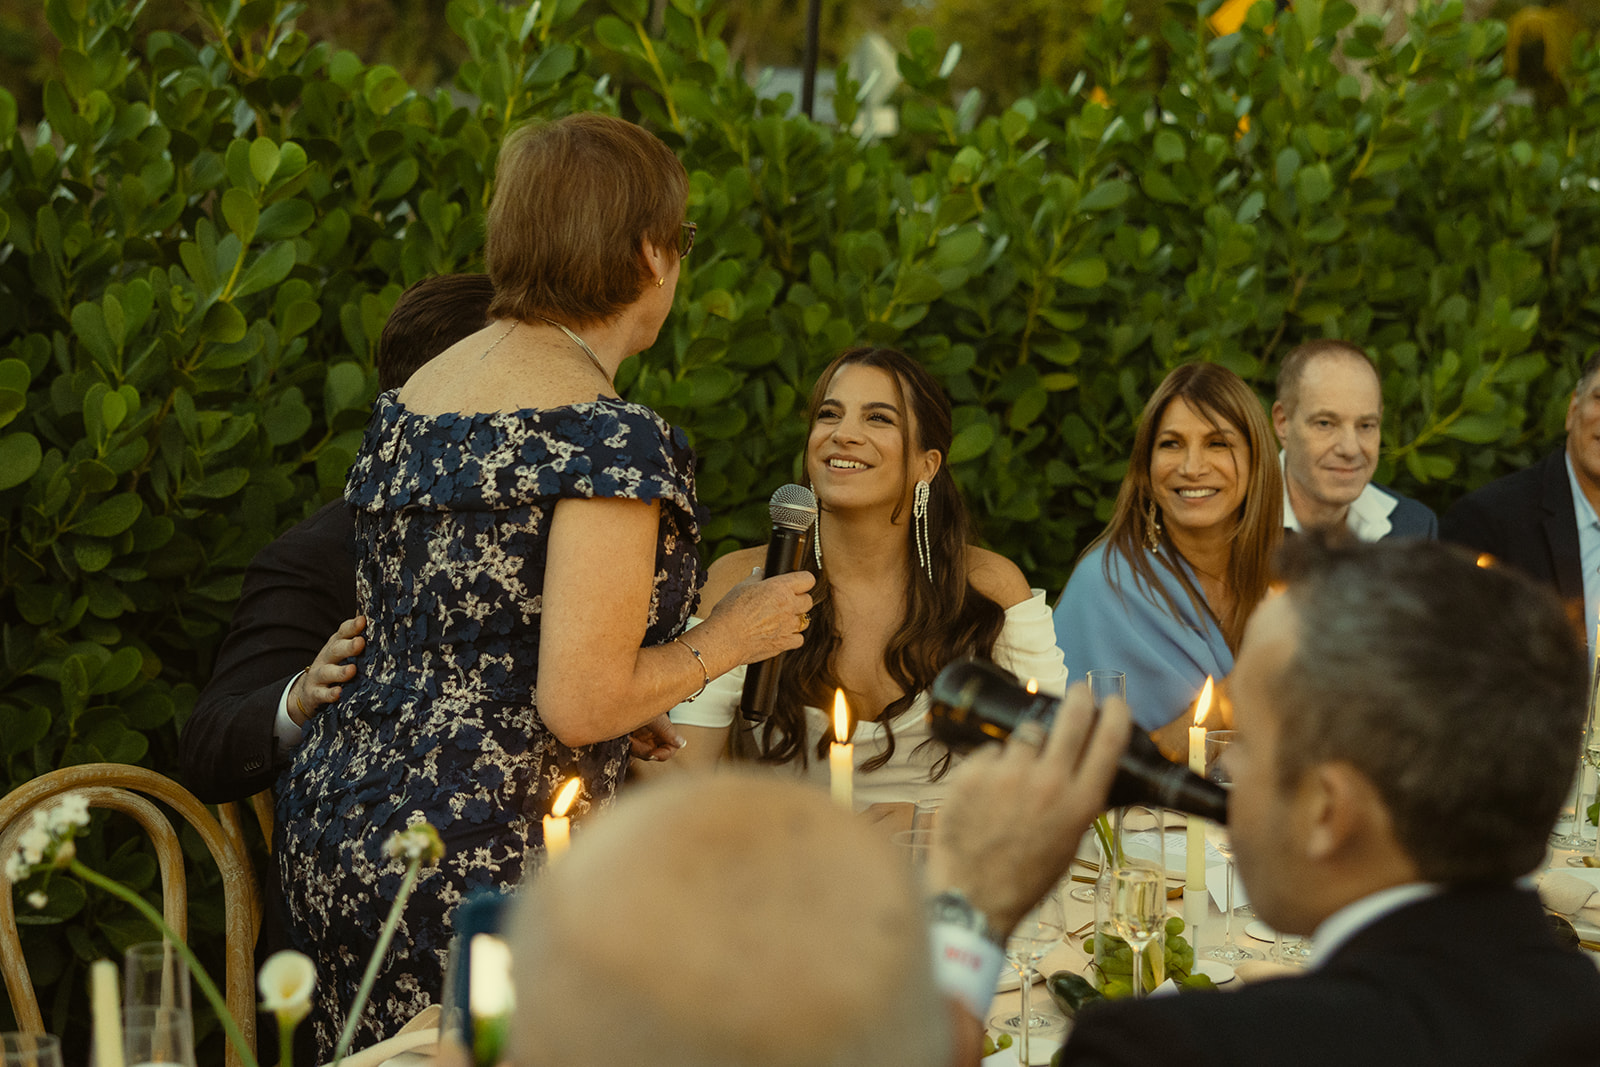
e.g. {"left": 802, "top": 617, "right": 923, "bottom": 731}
{"left": 1273, "top": 340, "right": 1436, "bottom": 540}
{"left": 508, "top": 688, "right": 1128, "bottom": 1067}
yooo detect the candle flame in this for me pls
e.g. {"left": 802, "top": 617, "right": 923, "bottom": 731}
{"left": 551, "top": 777, "right": 581, "bottom": 818}
{"left": 832, "top": 688, "right": 852, "bottom": 744}
{"left": 1195, "top": 675, "right": 1215, "bottom": 727}
{"left": 1475, "top": 553, "right": 1494, "bottom": 569}
{"left": 1025, "top": 677, "right": 1039, "bottom": 694}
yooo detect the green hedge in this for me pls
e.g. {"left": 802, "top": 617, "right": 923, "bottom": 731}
{"left": 2, "top": 0, "right": 1598, "bottom": 1044}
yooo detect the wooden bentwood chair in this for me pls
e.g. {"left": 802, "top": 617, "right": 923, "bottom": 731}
{"left": 0, "top": 764, "right": 262, "bottom": 1067}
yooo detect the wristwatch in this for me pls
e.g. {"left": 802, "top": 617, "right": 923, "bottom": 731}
{"left": 926, "top": 888, "right": 1004, "bottom": 948}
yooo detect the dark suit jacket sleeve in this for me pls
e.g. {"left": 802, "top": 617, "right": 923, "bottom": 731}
{"left": 179, "top": 501, "right": 359, "bottom": 803}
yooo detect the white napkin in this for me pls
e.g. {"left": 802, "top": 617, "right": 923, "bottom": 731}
{"left": 1536, "top": 870, "right": 1600, "bottom": 927}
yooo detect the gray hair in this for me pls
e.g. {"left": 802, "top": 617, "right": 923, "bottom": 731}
{"left": 1271, "top": 532, "right": 1586, "bottom": 883}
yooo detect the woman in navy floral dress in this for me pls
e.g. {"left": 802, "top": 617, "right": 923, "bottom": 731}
{"left": 273, "top": 114, "right": 814, "bottom": 1060}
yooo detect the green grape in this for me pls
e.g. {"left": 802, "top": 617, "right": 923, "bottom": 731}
{"left": 1082, "top": 937, "right": 1095, "bottom": 954}
{"left": 1165, "top": 916, "right": 1185, "bottom": 936}
{"left": 1101, "top": 978, "right": 1133, "bottom": 999}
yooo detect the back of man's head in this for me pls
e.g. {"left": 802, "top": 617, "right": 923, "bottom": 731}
{"left": 377, "top": 273, "right": 495, "bottom": 391}
{"left": 1272, "top": 533, "right": 1587, "bottom": 883}
{"left": 509, "top": 774, "right": 950, "bottom": 1067}
{"left": 1275, "top": 339, "right": 1377, "bottom": 415}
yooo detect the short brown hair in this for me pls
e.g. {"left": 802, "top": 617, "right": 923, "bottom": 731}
{"left": 1271, "top": 531, "right": 1586, "bottom": 883}
{"left": 1275, "top": 340, "right": 1377, "bottom": 415}
{"left": 377, "top": 273, "right": 495, "bottom": 392}
{"left": 485, "top": 114, "right": 687, "bottom": 328}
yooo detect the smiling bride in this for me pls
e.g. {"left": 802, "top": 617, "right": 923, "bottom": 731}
{"left": 664, "top": 346, "right": 1067, "bottom": 805}
{"left": 1052, "top": 362, "right": 1282, "bottom": 753}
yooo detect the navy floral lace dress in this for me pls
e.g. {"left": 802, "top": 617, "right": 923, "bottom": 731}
{"left": 273, "top": 393, "right": 704, "bottom": 1060}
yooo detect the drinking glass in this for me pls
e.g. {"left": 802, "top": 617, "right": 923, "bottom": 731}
{"left": 989, "top": 890, "right": 1066, "bottom": 1065}
{"left": 911, "top": 797, "right": 943, "bottom": 834}
{"left": 1203, "top": 731, "right": 1256, "bottom": 963}
{"left": 1092, "top": 806, "right": 1167, "bottom": 992}
{"left": 1566, "top": 685, "right": 1600, "bottom": 866}
{"left": 124, "top": 941, "right": 190, "bottom": 1014}
{"left": 123, "top": 1007, "right": 196, "bottom": 1067}
{"left": 1069, "top": 671, "right": 1127, "bottom": 905}
{"left": 0, "top": 1034, "right": 63, "bottom": 1067}
{"left": 1086, "top": 669, "right": 1126, "bottom": 708}
{"left": 1109, "top": 867, "right": 1164, "bottom": 998}
{"left": 890, "top": 829, "right": 933, "bottom": 871}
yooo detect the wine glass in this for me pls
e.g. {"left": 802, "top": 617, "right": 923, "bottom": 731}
{"left": 1, "top": 1034, "right": 63, "bottom": 1067}
{"left": 1203, "top": 731, "right": 1256, "bottom": 963}
{"left": 1109, "top": 867, "right": 1164, "bottom": 998}
{"left": 1566, "top": 682, "right": 1600, "bottom": 866}
{"left": 989, "top": 890, "right": 1066, "bottom": 1065}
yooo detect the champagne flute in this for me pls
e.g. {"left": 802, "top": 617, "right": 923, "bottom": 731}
{"left": 1567, "top": 677, "right": 1600, "bottom": 865}
{"left": 989, "top": 890, "right": 1067, "bottom": 1065}
{"left": 1203, "top": 731, "right": 1256, "bottom": 963}
{"left": 1109, "top": 867, "right": 1164, "bottom": 998}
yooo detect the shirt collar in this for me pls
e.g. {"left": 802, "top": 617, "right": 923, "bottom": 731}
{"left": 1279, "top": 452, "right": 1397, "bottom": 541}
{"left": 1309, "top": 882, "right": 1441, "bottom": 967}
{"left": 1565, "top": 452, "right": 1600, "bottom": 533}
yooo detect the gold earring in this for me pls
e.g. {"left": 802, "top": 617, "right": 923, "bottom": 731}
{"left": 654, "top": 276, "right": 664, "bottom": 288}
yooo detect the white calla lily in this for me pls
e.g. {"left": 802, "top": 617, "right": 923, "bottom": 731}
{"left": 258, "top": 950, "right": 317, "bottom": 1026}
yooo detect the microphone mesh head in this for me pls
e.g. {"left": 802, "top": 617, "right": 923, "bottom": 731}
{"left": 768, "top": 484, "right": 817, "bottom": 530}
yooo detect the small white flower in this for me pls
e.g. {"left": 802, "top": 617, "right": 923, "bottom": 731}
{"left": 25, "top": 891, "right": 47, "bottom": 909}
{"left": 18, "top": 827, "right": 49, "bottom": 866}
{"left": 383, "top": 821, "right": 444, "bottom": 867}
{"left": 50, "top": 795, "right": 90, "bottom": 831}
{"left": 258, "top": 950, "right": 317, "bottom": 1027}
{"left": 4, "top": 853, "right": 26, "bottom": 884}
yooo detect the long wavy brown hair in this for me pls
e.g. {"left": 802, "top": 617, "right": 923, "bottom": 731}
{"left": 732, "top": 348, "right": 1007, "bottom": 774}
{"left": 1089, "top": 362, "right": 1282, "bottom": 651}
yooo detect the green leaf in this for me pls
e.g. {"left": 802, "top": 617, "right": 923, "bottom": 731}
{"left": 76, "top": 494, "right": 142, "bottom": 537}
{"left": 947, "top": 421, "right": 995, "bottom": 464}
{"left": 324, "top": 361, "right": 368, "bottom": 415}
{"left": 1153, "top": 129, "right": 1186, "bottom": 165}
{"left": 257, "top": 199, "right": 315, "bottom": 240}
{"left": 1057, "top": 258, "right": 1108, "bottom": 289}
{"left": 248, "top": 137, "right": 280, "bottom": 186}
{"left": 233, "top": 242, "right": 297, "bottom": 300}
{"left": 1078, "top": 180, "right": 1130, "bottom": 213}
{"left": 220, "top": 187, "right": 259, "bottom": 245}
{"left": 0, "top": 431, "right": 42, "bottom": 490}
{"left": 1295, "top": 163, "right": 1333, "bottom": 208}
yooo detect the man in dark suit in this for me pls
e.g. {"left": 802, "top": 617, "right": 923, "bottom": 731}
{"left": 1274, "top": 340, "right": 1437, "bottom": 540}
{"left": 1061, "top": 534, "right": 1600, "bottom": 1066}
{"left": 1440, "top": 353, "right": 1600, "bottom": 613}
{"left": 179, "top": 273, "right": 496, "bottom": 802}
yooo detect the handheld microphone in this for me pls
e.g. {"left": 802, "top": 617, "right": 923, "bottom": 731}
{"left": 740, "top": 484, "right": 817, "bottom": 721}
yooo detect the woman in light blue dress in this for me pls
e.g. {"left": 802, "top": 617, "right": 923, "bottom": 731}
{"left": 1053, "top": 363, "right": 1282, "bottom": 747}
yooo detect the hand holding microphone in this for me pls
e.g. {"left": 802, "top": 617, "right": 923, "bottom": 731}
{"left": 741, "top": 485, "right": 817, "bottom": 720}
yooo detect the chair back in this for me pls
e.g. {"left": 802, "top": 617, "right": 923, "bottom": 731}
{"left": 0, "top": 764, "right": 260, "bottom": 1067}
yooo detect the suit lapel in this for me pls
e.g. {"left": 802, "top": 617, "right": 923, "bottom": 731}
{"left": 1542, "top": 449, "right": 1584, "bottom": 603}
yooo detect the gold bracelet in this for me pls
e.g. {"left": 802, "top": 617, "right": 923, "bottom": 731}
{"left": 673, "top": 636, "right": 709, "bottom": 702}
{"left": 292, "top": 668, "right": 312, "bottom": 724}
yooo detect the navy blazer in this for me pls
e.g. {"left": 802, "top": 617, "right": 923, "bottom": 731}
{"left": 1440, "top": 447, "right": 1583, "bottom": 603}
{"left": 1061, "top": 884, "right": 1600, "bottom": 1066}
{"left": 1375, "top": 484, "right": 1439, "bottom": 540}
{"left": 179, "top": 499, "right": 358, "bottom": 802}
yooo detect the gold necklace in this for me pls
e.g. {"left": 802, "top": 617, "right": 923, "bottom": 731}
{"left": 539, "top": 317, "right": 613, "bottom": 385}
{"left": 478, "top": 320, "right": 519, "bottom": 359}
